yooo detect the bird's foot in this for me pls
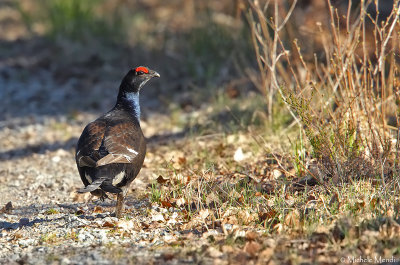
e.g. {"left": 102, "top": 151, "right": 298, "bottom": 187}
{"left": 90, "top": 189, "right": 109, "bottom": 201}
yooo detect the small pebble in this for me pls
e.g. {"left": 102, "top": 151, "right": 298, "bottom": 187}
{"left": 18, "top": 238, "right": 35, "bottom": 247}
{"left": 78, "top": 231, "right": 95, "bottom": 242}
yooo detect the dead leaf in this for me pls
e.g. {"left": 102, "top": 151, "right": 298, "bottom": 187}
{"left": 258, "top": 248, "right": 274, "bottom": 262}
{"left": 182, "top": 210, "right": 190, "bottom": 221}
{"left": 226, "top": 85, "right": 240, "bottom": 98}
{"left": 117, "top": 220, "right": 135, "bottom": 230}
{"left": 0, "top": 201, "right": 12, "bottom": 214}
{"left": 387, "top": 208, "right": 394, "bottom": 217}
{"left": 234, "top": 147, "right": 246, "bottom": 162}
{"left": 244, "top": 241, "right": 261, "bottom": 256}
{"left": 102, "top": 221, "right": 116, "bottom": 228}
{"left": 259, "top": 209, "right": 277, "bottom": 222}
{"left": 161, "top": 200, "right": 173, "bottom": 208}
{"left": 162, "top": 252, "right": 175, "bottom": 261}
{"left": 178, "top": 157, "right": 187, "bottom": 165}
{"left": 76, "top": 209, "right": 85, "bottom": 215}
{"left": 237, "top": 210, "right": 255, "bottom": 224}
{"left": 157, "top": 175, "right": 169, "bottom": 184}
{"left": 152, "top": 213, "right": 166, "bottom": 222}
{"left": 93, "top": 206, "right": 103, "bottom": 213}
{"left": 245, "top": 231, "right": 259, "bottom": 241}
{"left": 176, "top": 197, "right": 186, "bottom": 207}
{"left": 307, "top": 194, "right": 317, "bottom": 201}
{"left": 13, "top": 231, "right": 23, "bottom": 240}
{"left": 273, "top": 223, "right": 283, "bottom": 233}
{"left": 206, "top": 246, "right": 223, "bottom": 258}
{"left": 284, "top": 209, "right": 301, "bottom": 228}
{"left": 141, "top": 222, "right": 150, "bottom": 229}
{"left": 221, "top": 245, "right": 234, "bottom": 253}
{"left": 149, "top": 221, "right": 161, "bottom": 229}
{"left": 370, "top": 196, "right": 378, "bottom": 210}
{"left": 199, "top": 209, "right": 210, "bottom": 220}
{"left": 272, "top": 169, "right": 282, "bottom": 179}
{"left": 353, "top": 199, "right": 365, "bottom": 212}
{"left": 212, "top": 219, "right": 222, "bottom": 229}
{"left": 224, "top": 215, "right": 238, "bottom": 225}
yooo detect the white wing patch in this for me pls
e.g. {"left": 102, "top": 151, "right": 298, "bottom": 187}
{"left": 126, "top": 147, "right": 138, "bottom": 155}
{"left": 85, "top": 173, "right": 93, "bottom": 184}
{"left": 123, "top": 154, "right": 132, "bottom": 162}
{"left": 112, "top": 171, "right": 126, "bottom": 186}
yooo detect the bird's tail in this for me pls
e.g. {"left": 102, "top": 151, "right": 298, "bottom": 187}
{"left": 77, "top": 178, "right": 104, "bottom": 193}
{"left": 77, "top": 179, "right": 122, "bottom": 194}
{"left": 100, "top": 180, "right": 122, "bottom": 193}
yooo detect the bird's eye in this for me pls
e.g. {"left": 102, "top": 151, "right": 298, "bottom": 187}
{"left": 137, "top": 71, "right": 145, "bottom": 75}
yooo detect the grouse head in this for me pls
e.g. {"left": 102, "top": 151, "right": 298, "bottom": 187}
{"left": 119, "top": 66, "right": 160, "bottom": 94}
{"left": 116, "top": 66, "right": 159, "bottom": 120}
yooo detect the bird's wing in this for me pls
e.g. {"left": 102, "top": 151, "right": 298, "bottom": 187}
{"left": 95, "top": 122, "right": 141, "bottom": 167}
{"left": 76, "top": 121, "right": 106, "bottom": 168}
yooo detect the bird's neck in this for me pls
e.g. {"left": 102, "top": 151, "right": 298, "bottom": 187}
{"left": 116, "top": 92, "right": 141, "bottom": 121}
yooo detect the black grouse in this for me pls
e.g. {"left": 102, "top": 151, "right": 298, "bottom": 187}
{"left": 75, "top": 66, "right": 160, "bottom": 218}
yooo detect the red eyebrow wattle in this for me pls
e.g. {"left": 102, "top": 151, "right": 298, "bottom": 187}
{"left": 135, "top": 67, "right": 149, "bottom": 73}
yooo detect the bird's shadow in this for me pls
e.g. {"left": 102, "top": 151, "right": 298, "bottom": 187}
{"left": 0, "top": 196, "right": 150, "bottom": 231}
{"left": 0, "top": 137, "right": 78, "bottom": 161}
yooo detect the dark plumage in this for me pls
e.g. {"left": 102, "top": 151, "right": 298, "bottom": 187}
{"left": 75, "top": 66, "right": 160, "bottom": 218}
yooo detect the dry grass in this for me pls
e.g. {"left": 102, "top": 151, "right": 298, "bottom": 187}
{"left": 249, "top": 0, "right": 400, "bottom": 182}
{"left": 147, "top": 0, "right": 400, "bottom": 262}
{"left": 8, "top": 0, "right": 400, "bottom": 263}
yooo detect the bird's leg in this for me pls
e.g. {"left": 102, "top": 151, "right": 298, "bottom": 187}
{"left": 115, "top": 193, "right": 125, "bottom": 218}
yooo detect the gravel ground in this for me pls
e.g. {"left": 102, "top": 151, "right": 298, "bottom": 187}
{"left": 0, "top": 81, "right": 200, "bottom": 264}
{"left": 0, "top": 61, "right": 263, "bottom": 264}
{"left": 0, "top": 3, "right": 234, "bottom": 263}
{"left": 0, "top": 40, "right": 198, "bottom": 264}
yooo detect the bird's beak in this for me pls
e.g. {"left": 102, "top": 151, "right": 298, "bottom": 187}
{"left": 151, "top": 70, "right": 160, "bottom": 78}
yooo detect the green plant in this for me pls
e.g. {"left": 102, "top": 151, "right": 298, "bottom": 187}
{"left": 291, "top": 126, "right": 306, "bottom": 177}
{"left": 250, "top": 0, "right": 398, "bottom": 183}
{"left": 45, "top": 208, "right": 59, "bottom": 215}
{"left": 186, "top": 17, "right": 252, "bottom": 85}
{"left": 18, "top": 0, "right": 125, "bottom": 42}
{"left": 151, "top": 183, "right": 162, "bottom": 203}
{"left": 40, "top": 232, "right": 57, "bottom": 243}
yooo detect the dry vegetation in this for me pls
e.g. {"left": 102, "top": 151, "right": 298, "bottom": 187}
{"left": 1, "top": 0, "right": 400, "bottom": 264}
